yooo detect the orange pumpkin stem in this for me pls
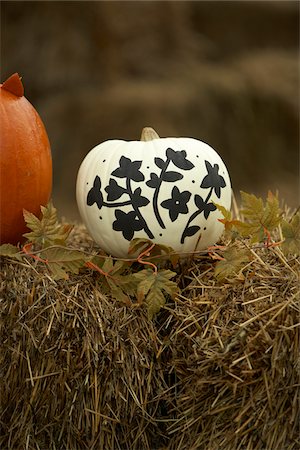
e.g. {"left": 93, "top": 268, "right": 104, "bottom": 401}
{"left": 2, "top": 73, "right": 24, "bottom": 97}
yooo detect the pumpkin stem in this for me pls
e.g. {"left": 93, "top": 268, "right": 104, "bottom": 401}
{"left": 1, "top": 73, "right": 24, "bottom": 97}
{"left": 140, "top": 127, "right": 160, "bottom": 141}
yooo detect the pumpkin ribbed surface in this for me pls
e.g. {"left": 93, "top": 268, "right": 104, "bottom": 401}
{"left": 0, "top": 74, "right": 52, "bottom": 244}
{"left": 76, "top": 130, "right": 231, "bottom": 257}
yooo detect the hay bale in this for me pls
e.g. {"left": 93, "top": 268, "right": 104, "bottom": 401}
{"left": 0, "top": 225, "right": 299, "bottom": 449}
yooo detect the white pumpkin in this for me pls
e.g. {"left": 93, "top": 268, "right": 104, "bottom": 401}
{"left": 76, "top": 127, "right": 231, "bottom": 258}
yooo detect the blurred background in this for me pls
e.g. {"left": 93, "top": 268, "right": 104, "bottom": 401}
{"left": 1, "top": 1, "right": 299, "bottom": 220}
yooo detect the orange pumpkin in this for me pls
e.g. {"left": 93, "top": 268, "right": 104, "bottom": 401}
{"left": 0, "top": 73, "right": 52, "bottom": 244}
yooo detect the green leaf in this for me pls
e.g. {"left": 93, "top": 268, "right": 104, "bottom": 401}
{"left": 133, "top": 269, "right": 179, "bottom": 318}
{"left": 281, "top": 212, "right": 300, "bottom": 256}
{"left": 214, "top": 247, "right": 251, "bottom": 280}
{"left": 23, "top": 202, "right": 73, "bottom": 248}
{"left": 236, "top": 191, "right": 281, "bottom": 242}
{"left": 0, "top": 243, "right": 22, "bottom": 261}
{"left": 41, "top": 247, "right": 88, "bottom": 280}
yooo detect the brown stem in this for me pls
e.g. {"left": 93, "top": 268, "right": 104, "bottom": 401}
{"left": 2, "top": 73, "right": 24, "bottom": 97}
{"left": 140, "top": 127, "right": 160, "bottom": 141}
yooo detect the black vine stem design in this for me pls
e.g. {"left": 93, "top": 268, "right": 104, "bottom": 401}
{"left": 180, "top": 188, "right": 215, "bottom": 244}
{"left": 125, "top": 176, "right": 154, "bottom": 239}
{"left": 146, "top": 147, "right": 194, "bottom": 229}
{"left": 180, "top": 161, "right": 227, "bottom": 244}
{"left": 152, "top": 154, "right": 178, "bottom": 229}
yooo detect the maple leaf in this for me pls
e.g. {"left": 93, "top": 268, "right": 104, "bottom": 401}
{"left": 236, "top": 191, "right": 281, "bottom": 243}
{"left": 129, "top": 237, "right": 178, "bottom": 267}
{"left": 214, "top": 247, "right": 251, "bottom": 280}
{"left": 0, "top": 243, "right": 23, "bottom": 261}
{"left": 87, "top": 256, "right": 135, "bottom": 304}
{"left": 89, "top": 255, "right": 131, "bottom": 277}
{"left": 106, "top": 277, "right": 133, "bottom": 306}
{"left": 128, "top": 238, "right": 153, "bottom": 256}
{"left": 41, "top": 247, "right": 88, "bottom": 280}
{"left": 133, "top": 269, "right": 179, "bottom": 318}
{"left": 214, "top": 203, "right": 240, "bottom": 232}
{"left": 129, "top": 238, "right": 174, "bottom": 257}
{"left": 281, "top": 212, "right": 300, "bottom": 256}
{"left": 23, "top": 202, "right": 73, "bottom": 248}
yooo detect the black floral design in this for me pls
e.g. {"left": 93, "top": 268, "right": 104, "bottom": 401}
{"left": 131, "top": 188, "right": 150, "bottom": 208}
{"left": 87, "top": 176, "right": 104, "bottom": 209}
{"left": 113, "top": 210, "right": 144, "bottom": 241}
{"left": 166, "top": 148, "right": 195, "bottom": 170}
{"left": 161, "top": 186, "right": 191, "bottom": 222}
{"left": 194, "top": 194, "right": 217, "bottom": 219}
{"left": 201, "top": 161, "right": 226, "bottom": 198}
{"left": 181, "top": 160, "right": 226, "bottom": 244}
{"left": 112, "top": 156, "right": 144, "bottom": 182}
{"left": 105, "top": 179, "right": 126, "bottom": 201}
{"left": 87, "top": 156, "right": 153, "bottom": 240}
{"left": 146, "top": 148, "right": 194, "bottom": 228}
{"left": 86, "top": 152, "right": 227, "bottom": 246}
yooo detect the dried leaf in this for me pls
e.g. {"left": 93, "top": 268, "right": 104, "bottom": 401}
{"left": 128, "top": 237, "right": 178, "bottom": 267}
{"left": 23, "top": 202, "right": 73, "bottom": 248}
{"left": 41, "top": 247, "right": 88, "bottom": 280}
{"left": 281, "top": 212, "right": 300, "bottom": 256}
{"left": 106, "top": 278, "right": 132, "bottom": 306}
{"left": 236, "top": 191, "right": 281, "bottom": 242}
{"left": 214, "top": 203, "right": 240, "bottom": 232}
{"left": 0, "top": 243, "right": 22, "bottom": 261}
{"left": 128, "top": 238, "right": 153, "bottom": 256}
{"left": 133, "top": 269, "right": 179, "bottom": 318}
{"left": 144, "top": 288, "right": 166, "bottom": 320}
{"left": 214, "top": 247, "right": 251, "bottom": 280}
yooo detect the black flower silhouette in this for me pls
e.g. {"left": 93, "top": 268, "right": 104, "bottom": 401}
{"left": 87, "top": 176, "right": 103, "bottom": 209}
{"left": 200, "top": 161, "right": 226, "bottom": 198}
{"left": 112, "top": 210, "right": 144, "bottom": 241}
{"left": 161, "top": 186, "right": 191, "bottom": 222}
{"left": 166, "top": 148, "right": 195, "bottom": 170}
{"left": 194, "top": 194, "right": 217, "bottom": 219}
{"left": 111, "top": 156, "right": 144, "bottom": 182}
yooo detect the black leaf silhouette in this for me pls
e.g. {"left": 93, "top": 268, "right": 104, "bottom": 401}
{"left": 195, "top": 194, "right": 217, "bottom": 219}
{"left": 87, "top": 176, "right": 103, "bottom": 209}
{"left": 105, "top": 179, "right": 126, "bottom": 201}
{"left": 166, "top": 148, "right": 194, "bottom": 170}
{"left": 131, "top": 188, "right": 150, "bottom": 208}
{"left": 112, "top": 156, "right": 144, "bottom": 182}
{"left": 154, "top": 157, "right": 166, "bottom": 169}
{"left": 184, "top": 225, "right": 200, "bottom": 237}
{"left": 184, "top": 225, "right": 200, "bottom": 236}
{"left": 200, "top": 161, "right": 226, "bottom": 198}
{"left": 161, "top": 171, "right": 183, "bottom": 182}
{"left": 146, "top": 173, "right": 160, "bottom": 189}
